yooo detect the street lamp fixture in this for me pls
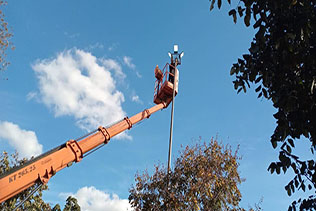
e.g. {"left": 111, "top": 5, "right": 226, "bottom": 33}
{"left": 169, "top": 44, "right": 184, "bottom": 65}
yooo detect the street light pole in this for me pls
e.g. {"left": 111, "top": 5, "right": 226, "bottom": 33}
{"left": 167, "top": 45, "right": 183, "bottom": 174}
{"left": 167, "top": 60, "right": 178, "bottom": 174}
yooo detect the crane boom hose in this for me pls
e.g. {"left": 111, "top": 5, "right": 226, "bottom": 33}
{"left": 0, "top": 102, "right": 167, "bottom": 203}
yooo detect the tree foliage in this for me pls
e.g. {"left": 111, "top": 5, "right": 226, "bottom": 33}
{"left": 0, "top": 151, "right": 81, "bottom": 211}
{"left": 210, "top": 0, "right": 316, "bottom": 209}
{"left": 63, "top": 196, "right": 81, "bottom": 211}
{"left": 0, "top": 1, "right": 13, "bottom": 72}
{"left": 129, "top": 138, "right": 259, "bottom": 211}
{"left": 0, "top": 151, "right": 51, "bottom": 210}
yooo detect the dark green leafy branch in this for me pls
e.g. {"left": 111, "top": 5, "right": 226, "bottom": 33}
{"left": 209, "top": 0, "right": 316, "bottom": 210}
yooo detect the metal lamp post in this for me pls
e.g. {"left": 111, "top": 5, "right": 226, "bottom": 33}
{"left": 167, "top": 45, "right": 183, "bottom": 174}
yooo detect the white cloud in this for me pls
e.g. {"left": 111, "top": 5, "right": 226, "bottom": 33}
{"left": 123, "top": 56, "right": 136, "bottom": 70}
{"left": 135, "top": 72, "right": 142, "bottom": 78}
{"left": 131, "top": 95, "right": 143, "bottom": 104}
{"left": 0, "top": 121, "right": 43, "bottom": 158}
{"left": 123, "top": 56, "right": 142, "bottom": 78}
{"left": 87, "top": 42, "right": 104, "bottom": 50}
{"left": 26, "top": 91, "right": 37, "bottom": 101}
{"left": 60, "top": 186, "right": 133, "bottom": 211}
{"left": 32, "top": 49, "right": 131, "bottom": 139}
{"left": 100, "top": 58, "right": 126, "bottom": 80}
{"left": 64, "top": 32, "right": 80, "bottom": 39}
{"left": 108, "top": 43, "right": 118, "bottom": 51}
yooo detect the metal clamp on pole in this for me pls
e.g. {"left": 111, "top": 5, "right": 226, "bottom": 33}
{"left": 144, "top": 109, "right": 151, "bottom": 118}
{"left": 98, "top": 126, "right": 111, "bottom": 144}
{"left": 67, "top": 140, "right": 83, "bottom": 162}
{"left": 124, "top": 117, "right": 133, "bottom": 130}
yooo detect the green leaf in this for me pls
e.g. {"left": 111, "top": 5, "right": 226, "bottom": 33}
{"left": 272, "top": 140, "right": 277, "bottom": 148}
{"left": 253, "top": 7, "right": 258, "bottom": 21}
{"left": 291, "top": 182, "right": 295, "bottom": 193}
{"left": 287, "top": 145, "right": 292, "bottom": 153}
{"left": 288, "top": 138, "right": 295, "bottom": 147}
{"left": 244, "top": 14, "right": 250, "bottom": 27}
{"left": 270, "top": 167, "right": 274, "bottom": 174}
{"left": 255, "top": 76, "right": 262, "bottom": 83}
{"left": 245, "top": 80, "right": 250, "bottom": 88}
{"left": 237, "top": 6, "right": 244, "bottom": 17}
{"left": 300, "top": 163, "right": 307, "bottom": 174}
{"left": 286, "top": 185, "right": 291, "bottom": 196}
{"left": 268, "top": 162, "right": 276, "bottom": 174}
{"left": 242, "top": 84, "right": 247, "bottom": 93}
{"left": 276, "top": 165, "right": 281, "bottom": 174}
{"left": 279, "top": 152, "right": 287, "bottom": 164}
{"left": 301, "top": 183, "right": 306, "bottom": 192}
{"left": 303, "top": 129, "right": 309, "bottom": 138}
{"left": 242, "top": 54, "right": 250, "bottom": 61}
{"left": 255, "top": 85, "right": 261, "bottom": 92}
{"left": 295, "top": 178, "right": 299, "bottom": 188}
{"left": 234, "top": 81, "right": 238, "bottom": 89}
{"left": 262, "top": 88, "right": 268, "bottom": 98}
{"left": 228, "top": 9, "right": 235, "bottom": 16}
{"left": 256, "top": 25, "right": 266, "bottom": 40}
{"left": 253, "top": 18, "right": 262, "bottom": 29}
{"left": 233, "top": 12, "right": 237, "bottom": 23}
{"left": 230, "top": 67, "right": 236, "bottom": 75}
{"left": 228, "top": 9, "right": 237, "bottom": 23}
{"left": 282, "top": 165, "right": 287, "bottom": 173}
{"left": 209, "top": 0, "right": 216, "bottom": 11}
{"left": 308, "top": 160, "right": 314, "bottom": 169}
{"left": 227, "top": 0, "right": 231, "bottom": 5}
{"left": 217, "top": 0, "right": 222, "bottom": 9}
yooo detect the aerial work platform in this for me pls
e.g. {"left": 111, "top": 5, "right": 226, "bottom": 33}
{"left": 153, "top": 64, "right": 179, "bottom": 105}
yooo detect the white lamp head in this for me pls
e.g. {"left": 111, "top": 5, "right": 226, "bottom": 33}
{"left": 173, "top": 45, "right": 178, "bottom": 53}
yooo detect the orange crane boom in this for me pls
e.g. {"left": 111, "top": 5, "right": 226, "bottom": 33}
{"left": 0, "top": 102, "right": 168, "bottom": 203}
{"left": 0, "top": 62, "right": 179, "bottom": 203}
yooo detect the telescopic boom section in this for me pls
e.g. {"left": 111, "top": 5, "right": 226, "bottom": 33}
{"left": 0, "top": 102, "right": 167, "bottom": 203}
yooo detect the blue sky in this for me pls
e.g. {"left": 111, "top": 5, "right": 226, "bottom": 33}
{"left": 0, "top": 1, "right": 311, "bottom": 210}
